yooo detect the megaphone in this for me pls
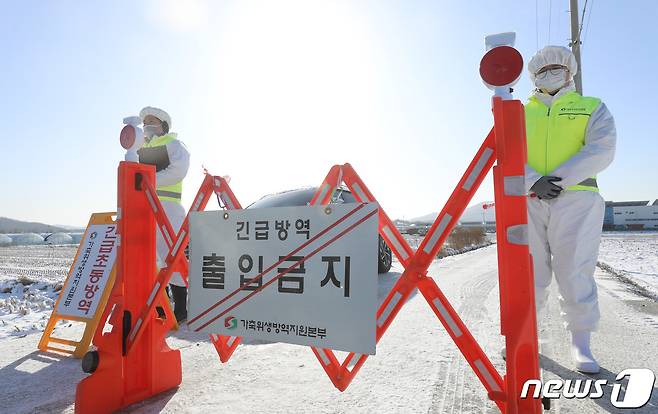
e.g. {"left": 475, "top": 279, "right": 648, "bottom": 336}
{"left": 120, "top": 116, "right": 144, "bottom": 162}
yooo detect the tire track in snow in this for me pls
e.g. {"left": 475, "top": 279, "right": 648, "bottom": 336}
{"left": 428, "top": 267, "right": 499, "bottom": 414}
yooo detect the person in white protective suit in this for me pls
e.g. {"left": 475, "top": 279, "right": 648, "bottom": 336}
{"left": 137, "top": 106, "right": 190, "bottom": 322}
{"left": 524, "top": 46, "right": 616, "bottom": 374}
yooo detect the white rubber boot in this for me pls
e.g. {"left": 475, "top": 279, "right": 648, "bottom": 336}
{"left": 570, "top": 330, "right": 600, "bottom": 374}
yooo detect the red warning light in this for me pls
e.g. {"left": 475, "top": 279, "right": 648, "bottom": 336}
{"left": 479, "top": 46, "right": 523, "bottom": 87}
{"left": 120, "top": 125, "right": 136, "bottom": 149}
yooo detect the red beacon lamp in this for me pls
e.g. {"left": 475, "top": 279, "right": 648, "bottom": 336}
{"left": 119, "top": 116, "right": 144, "bottom": 162}
{"left": 479, "top": 32, "right": 523, "bottom": 102}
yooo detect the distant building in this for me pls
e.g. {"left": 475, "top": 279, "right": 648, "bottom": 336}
{"left": 604, "top": 200, "right": 658, "bottom": 230}
{"left": 400, "top": 199, "right": 658, "bottom": 234}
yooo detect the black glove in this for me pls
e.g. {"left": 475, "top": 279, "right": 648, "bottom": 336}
{"left": 530, "top": 176, "right": 563, "bottom": 200}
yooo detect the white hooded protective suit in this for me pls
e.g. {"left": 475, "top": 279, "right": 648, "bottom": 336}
{"left": 525, "top": 49, "right": 616, "bottom": 332}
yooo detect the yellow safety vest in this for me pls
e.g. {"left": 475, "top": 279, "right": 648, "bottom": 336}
{"left": 137, "top": 133, "right": 183, "bottom": 203}
{"left": 525, "top": 91, "right": 601, "bottom": 192}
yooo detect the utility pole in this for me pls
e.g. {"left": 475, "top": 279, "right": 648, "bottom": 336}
{"left": 569, "top": 0, "right": 583, "bottom": 93}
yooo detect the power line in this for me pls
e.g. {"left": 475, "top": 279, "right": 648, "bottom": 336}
{"left": 536, "top": 0, "right": 540, "bottom": 50}
{"left": 548, "top": 0, "right": 553, "bottom": 43}
{"left": 583, "top": 0, "right": 595, "bottom": 49}
{"left": 577, "top": 0, "right": 589, "bottom": 43}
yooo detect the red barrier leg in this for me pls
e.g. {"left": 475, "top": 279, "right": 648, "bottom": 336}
{"left": 75, "top": 162, "right": 181, "bottom": 414}
{"left": 304, "top": 146, "right": 507, "bottom": 412}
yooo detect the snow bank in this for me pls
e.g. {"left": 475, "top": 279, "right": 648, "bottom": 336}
{"left": 598, "top": 232, "right": 658, "bottom": 297}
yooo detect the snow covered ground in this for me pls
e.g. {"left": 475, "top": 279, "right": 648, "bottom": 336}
{"left": 0, "top": 245, "right": 74, "bottom": 340}
{"left": 0, "top": 234, "right": 657, "bottom": 413}
{"left": 598, "top": 232, "right": 658, "bottom": 298}
{"left": 0, "top": 244, "right": 75, "bottom": 284}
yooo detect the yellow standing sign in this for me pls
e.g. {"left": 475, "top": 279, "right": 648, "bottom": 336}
{"left": 39, "top": 212, "right": 118, "bottom": 358}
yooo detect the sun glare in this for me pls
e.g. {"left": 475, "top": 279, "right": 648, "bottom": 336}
{"left": 195, "top": 1, "right": 384, "bottom": 206}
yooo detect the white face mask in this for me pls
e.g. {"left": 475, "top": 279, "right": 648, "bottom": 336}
{"left": 143, "top": 125, "right": 161, "bottom": 139}
{"left": 534, "top": 68, "right": 568, "bottom": 94}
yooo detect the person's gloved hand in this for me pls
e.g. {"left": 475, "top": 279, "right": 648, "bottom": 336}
{"left": 530, "top": 176, "right": 563, "bottom": 199}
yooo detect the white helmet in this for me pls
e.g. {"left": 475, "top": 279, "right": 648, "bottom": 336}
{"left": 139, "top": 106, "right": 171, "bottom": 129}
{"left": 528, "top": 46, "right": 578, "bottom": 83}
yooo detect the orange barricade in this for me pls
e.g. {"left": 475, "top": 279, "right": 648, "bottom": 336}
{"left": 75, "top": 101, "right": 539, "bottom": 412}
{"left": 75, "top": 163, "right": 182, "bottom": 414}
{"left": 300, "top": 98, "right": 541, "bottom": 412}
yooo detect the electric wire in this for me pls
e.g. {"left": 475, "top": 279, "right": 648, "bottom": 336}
{"left": 548, "top": 0, "right": 553, "bottom": 43}
{"left": 577, "top": 0, "right": 589, "bottom": 43}
{"left": 536, "top": 0, "right": 540, "bottom": 50}
{"left": 583, "top": 0, "right": 594, "bottom": 50}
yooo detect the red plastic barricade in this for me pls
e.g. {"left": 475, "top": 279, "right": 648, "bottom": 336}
{"left": 75, "top": 162, "right": 182, "bottom": 413}
{"left": 299, "top": 98, "right": 541, "bottom": 412}
{"left": 75, "top": 164, "right": 245, "bottom": 413}
{"left": 76, "top": 98, "right": 540, "bottom": 413}
{"left": 204, "top": 98, "right": 539, "bottom": 412}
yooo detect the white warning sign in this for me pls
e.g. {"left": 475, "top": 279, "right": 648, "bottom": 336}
{"left": 55, "top": 224, "right": 118, "bottom": 319}
{"left": 188, "top": 203, "right": 379, "bottom": 355}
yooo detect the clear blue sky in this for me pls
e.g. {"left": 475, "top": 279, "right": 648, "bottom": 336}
{"left": 2, "top": 0, "right": 657, "bottom": 226}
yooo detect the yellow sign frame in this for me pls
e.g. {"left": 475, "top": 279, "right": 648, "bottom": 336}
{"left": 38, "top": 212, "right": 118, "bottom": 358}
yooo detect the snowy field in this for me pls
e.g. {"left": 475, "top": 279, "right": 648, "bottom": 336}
{"left": 0, "top": 234, "right": 657, "bottom": 413}
{"left": 0, "top": 244, "right": 75, "bottom": 284}
{"left": 0, "top": 245, "right": 75, "bottom": 340}
{"left": 598, "top": 232, "right": 658, "bottom": 298}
